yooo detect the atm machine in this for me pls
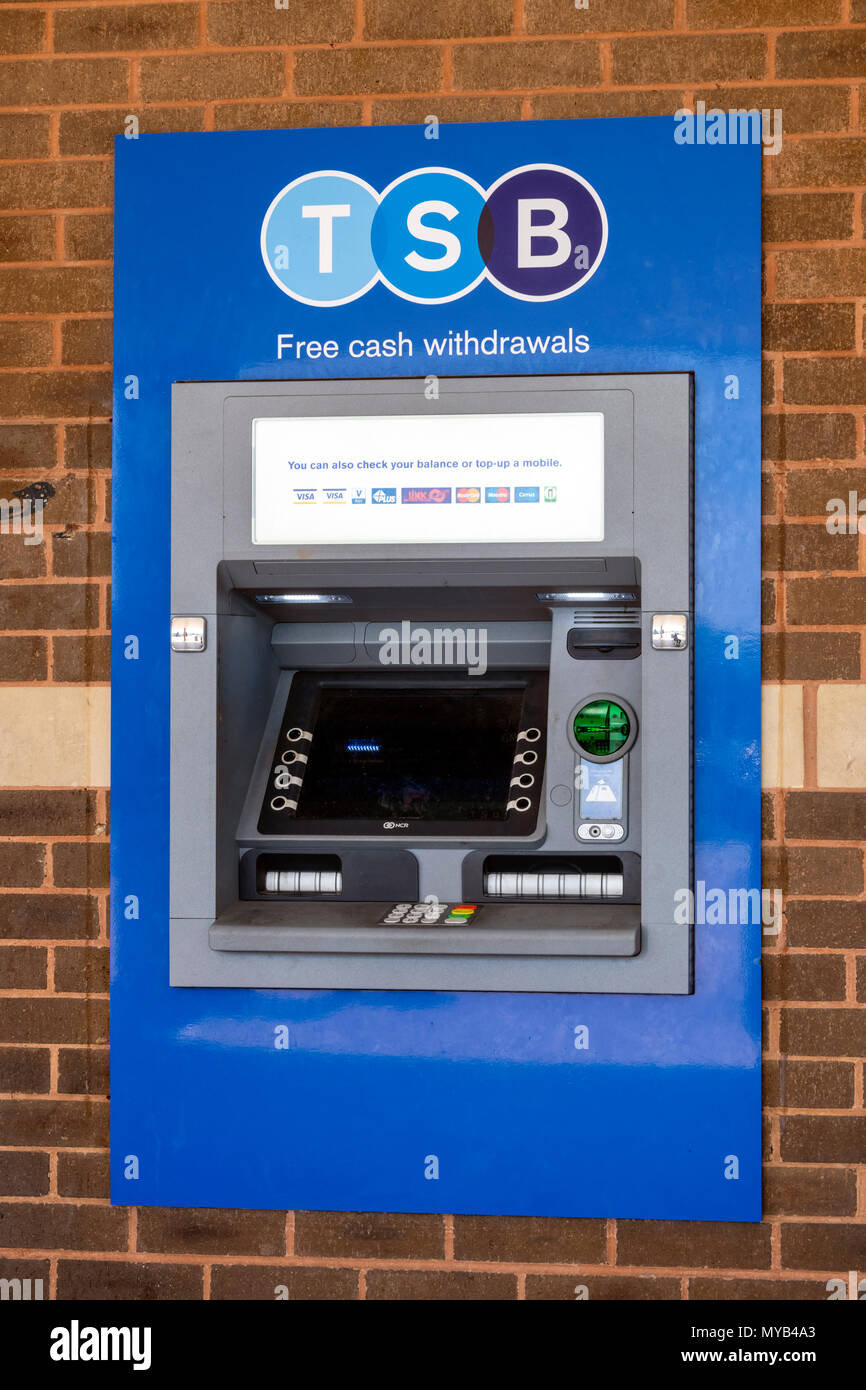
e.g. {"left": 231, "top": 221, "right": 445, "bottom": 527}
{"left": 170, "top": 371, "right": 692, "bottom": 993}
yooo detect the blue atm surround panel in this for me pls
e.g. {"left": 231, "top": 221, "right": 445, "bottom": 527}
{"left": 112, "top": 117, "right": 761, "bottom": 1219}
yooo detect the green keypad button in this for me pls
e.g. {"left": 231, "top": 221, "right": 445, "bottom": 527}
{"left": 573, "top": 699, "right": 630, "bottom": 758}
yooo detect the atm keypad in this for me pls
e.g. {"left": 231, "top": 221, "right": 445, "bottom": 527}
{"left": 378, "top": 902, "right": 481, "bottom": 927}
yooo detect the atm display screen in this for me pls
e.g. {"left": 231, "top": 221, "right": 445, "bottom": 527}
{"left": 298, "top": 686, "right": 524, "bottom": 822}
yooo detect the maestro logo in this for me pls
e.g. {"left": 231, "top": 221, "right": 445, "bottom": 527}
{"left": 260, "top": 164, "right": 607, "bottom": 307}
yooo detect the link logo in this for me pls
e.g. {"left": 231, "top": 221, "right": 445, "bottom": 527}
{"left": 261, "top": 164, "right": 607, "bottom": 306}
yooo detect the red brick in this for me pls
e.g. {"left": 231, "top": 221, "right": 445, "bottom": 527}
{"left": 57, "top": 1151, "right": 109, "bottom": 1199}
{"left": 764, "top": 192, "right": 854, "bottom": 243}
{"left": 0, "top": 369, "right": 111, "bottom": 419}
{"left": 766, "top": 1059, "right": 856, "bottom": 1108}
{"left": 0, "top": 997, "right": 108, "bottom": 1046}
{"left": 0, "top": 1045, "right": 50, "bottom": 1094}
{"left": 762, "top": 412, "right": 856, "bottom": 462}
{"left": 783, "top": 358, "right": 866, "bottom": 407}
{"left": 779, "top": 1009, "right": 866, "bottom": 1059}
{"left": 764, "top": 1165, "right": 856, "bottom": 1217}
{"left": 786, "top": 900, "right": 866, "bottom": 949}
{"left": 366, "top": 1269, "right": 517, "bottom": 1299}
{"left": 137, "top": 1207, "right": 286, "bottom": 1257}
{"left": 0, "top": 59, "right": 127, "bottom": 106}
{"left": 780, "top": 1220, "right": 866, "bottom": 1270}
{"left": 762, "top": 632, "right": 859, "bottom": 681}
{"left": 54, "top": 946, "right": 109, "bottom": 994}
{"left": 54, "top": 4, "right": 199, "bottom": 53}
{"left": 774, "top": 137, "right": 866, "bottom": 189}
{"left": 689, "top": 0, "right": 841, "bottom": 23}
{"left": 64, "top": 421, "right": 111, "bottom": 470}
{"left": 0, "top": 534, "right": 46, "bottom": 581}
{"left": 777, "top": 249, "right": 866, "bottom": 300}
{"left": 367, "top": 0, "right": 512, "bottom": 39}
{"left": 208, "top": 0, "right": 354, "bottom": 44}
{"left": 764, "top": 953, "right": 845, "bottom": 1001}
{"left": 371, "top": 95, "right": 523, "bottom": 126}
{"left": 0, "top": 114, "right": 51, "bottom": 160}
{"left": 611, "top": 34, "right": 765, "bottom": 84}
{"left": 0, "top": 636, "right": 46, "bottom": 681}
{"left": 0, "top": 10, "right": 47, "bottom": 55}
{"left": 52, "top": 530, "right": 111, "bottom": 578}
{"left": 786, "top": 791, "right": 866, "bottom": 840}
{"left": 453, "top": 40, "right": 600, "bottom": 89}
{"left": 0, "top": 322, "right": 53, "bottom": 369}
{"left": 786, "top": 467, "right": 866, "bottom": 515}
{"left": 532, "top": 90, "right": 681, "bottom": 120}
{"left": 762, "top": 521, "right": 857, "bottom": 571}
{"left": 0, "top": 1151, "right": 50, "bottom": 1198}
{"left": 52, "top": 842, "right": 109, "bottom": 891}
{"left": 53, "top": 635, "right": 111, "bottom": 682}
{"left": 697, "top": 84, "right": 848, "bottom": 135}
{"left": 58, "top": 1047, "right": 110, "bottom": 1095}
{"left": 140, "top": 53, "right": 285, "bottom": 102}
{"left": 0, "top": 1202, "right": 126, "bottom": 1253}
{"left": 453, "top": 1214, "right": 606, "bottom": 1263}
{"left": 57, "top": 1259, "right": 204, "bottom": 1299}
{"left": 295, "top": 1209, "right": 443, "bottom": 1259}
{"left": 616, "top": 1219, "right": 771, "bottom": 1268}
{"left": 64, "top": 215, "right": 112, "bottom": 262}
{"left": 0, "top": 215, "right": 55, "bottom": 264}
{"left": 0, "top": 1098, "right": 108, "bottom": 1147}
{"left": 61, "top": 319, "right": 112, "bottom": 367}
{"left": 0, "top": 893, "right": 99, "bottom": 941}
{"left": 0, "top": 839, "right": 45, "bottom": 884}
{"left": 763, "top": 303, "right": 855, "bottom": 353}
{"left": 59, "top": 106, "right": 205, "bottom": 156}
{"left": 0, "top": 790, "right": 99, "bottom": 838}
{"left": 0, "top": 944, "right": 47, "bottom": 991}
{"left": 295, "top": 46, "right": 445, "bottom": 96}
{"left": 211, "top": 1264, "right": 358, "bottom": 1299}
{"left": 526, "top": 0, "right": 675, "bottom": 31}
{"left": 690, "top": 1275, "right": 832, "bottom": 1299}
{"left": 526, "top": 1273, "right": 680, "bottom": 1299}
{"left": 787, "top": 577, "right": 866, "bottom": 626}
{"left": 214, "top": 100, "right": 364, "bottom": 131}
{"left": 776, "top": 30, "right": 866, "bottom": 79}
{"left": 0, "top": 584, "right": 100, "bottom": 632}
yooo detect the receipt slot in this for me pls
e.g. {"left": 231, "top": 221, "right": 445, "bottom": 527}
{"left": 170, "top": 372, "right": 692, "bottom": 992}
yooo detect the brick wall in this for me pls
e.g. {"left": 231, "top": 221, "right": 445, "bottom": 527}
{"left": 1, "top": 0, "right": 864, "bottom": 1301}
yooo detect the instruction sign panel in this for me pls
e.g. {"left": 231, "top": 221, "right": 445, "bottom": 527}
{"left": 252, "top": 411, "right": 604, "bottom": 544}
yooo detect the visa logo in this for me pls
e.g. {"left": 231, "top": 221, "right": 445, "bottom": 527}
{"left": 323, "top": 488, "right": 347, "bottom": 503}
{"left": 292, "top": 489, "right": 317, "bottom": 504}
{"left": 351, "top": 488, "right": 366, "bottom": 504}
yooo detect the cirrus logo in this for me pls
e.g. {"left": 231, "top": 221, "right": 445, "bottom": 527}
{"left": 261, "top": 164, "right": 607, "bottom": 307}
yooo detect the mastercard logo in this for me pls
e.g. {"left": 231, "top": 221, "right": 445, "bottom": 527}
{"left": 456, "top": 487, "right": 481, "bottom": 503}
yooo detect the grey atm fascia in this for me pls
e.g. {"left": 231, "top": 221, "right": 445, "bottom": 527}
{"left": 170, "top": 374, "right": 692, "bottom": 993}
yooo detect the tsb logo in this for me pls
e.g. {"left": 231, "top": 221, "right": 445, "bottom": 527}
{"left": 261, "top": 164, "right": 607, "bottom": 307}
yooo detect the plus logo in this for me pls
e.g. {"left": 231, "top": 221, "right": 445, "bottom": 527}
{"left": 261, "top": 164, "right": 607, "bottom": 306}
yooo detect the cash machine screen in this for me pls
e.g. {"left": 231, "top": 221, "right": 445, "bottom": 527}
{"left": 258, "top": 673, "right": 548, "bottom": 836}
{"left": 301, "top": 686, "right": 522, "bottom": 821}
